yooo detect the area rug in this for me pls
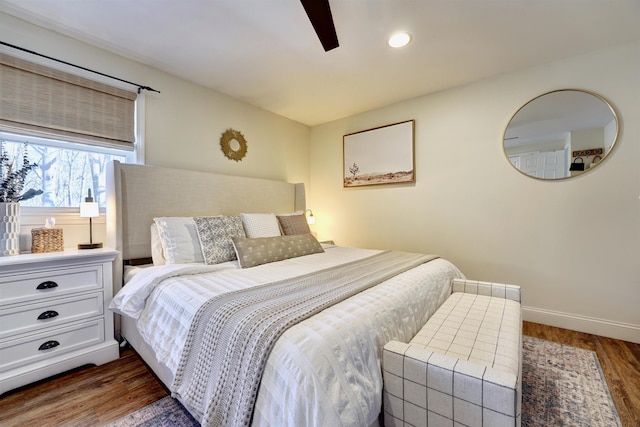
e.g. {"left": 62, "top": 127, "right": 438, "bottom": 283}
{"left": 107, "top": 336, "right": 621, "bottom": 426}
{"left": 522, "top": 336, "right": 621, "bottom": 426}
{"left": 105, "top": 394, "right": 198, "bottom": 427}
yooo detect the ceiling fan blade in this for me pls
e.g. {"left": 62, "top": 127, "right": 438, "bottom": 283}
{"left": 300, "top": 0, "right": 339, "bottom": 52}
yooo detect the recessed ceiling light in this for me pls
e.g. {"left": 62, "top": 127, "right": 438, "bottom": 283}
{"left": 388, "top": 32, "right": 412, "bottom": 48}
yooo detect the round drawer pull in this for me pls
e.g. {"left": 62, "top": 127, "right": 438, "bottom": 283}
{"left": 36, "top": 280, "right": 59, "bottom": 290}
{"left": 38, "top": 340, "right": 60, "bottom": 351}
{"left": 37, "top": 310, "right": 59, "bottom": 320}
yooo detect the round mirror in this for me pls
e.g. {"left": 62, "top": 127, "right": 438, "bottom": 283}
{"left": 229, "top": 138, "right": 241, "bottom": 151}
{"left": 503, "top": 89, "right": 618, "bottom": 180}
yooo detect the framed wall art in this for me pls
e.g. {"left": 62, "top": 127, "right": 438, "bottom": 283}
{"left": 343, "top": 119, "right": 415, "bottom": 188}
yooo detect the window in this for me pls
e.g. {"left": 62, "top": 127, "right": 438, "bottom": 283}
{"left": 0, "top": 134, "right": 131, "bottom": 208}
{"left": 0, "top": 50, "right": 144, "bottom": 209}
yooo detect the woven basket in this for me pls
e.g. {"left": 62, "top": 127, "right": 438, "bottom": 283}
{"left": 31, "top": 227, "right": 64, "bottom": 253}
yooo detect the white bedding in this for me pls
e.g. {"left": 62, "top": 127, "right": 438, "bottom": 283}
{"left": 110, "top": 245, "right": 464, "bottom": 426}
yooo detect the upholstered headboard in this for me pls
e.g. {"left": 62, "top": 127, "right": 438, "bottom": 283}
{"left": 106, "top": 161, "right": 305, "bottom": 289}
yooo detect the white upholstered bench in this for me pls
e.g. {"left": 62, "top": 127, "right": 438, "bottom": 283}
{"left": 382, "top": 279, "right": 522, "bottom": 427}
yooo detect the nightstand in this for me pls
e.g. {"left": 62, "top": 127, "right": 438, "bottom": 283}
{"left": 0, "top": 249, "right": 120, "bottom": 394}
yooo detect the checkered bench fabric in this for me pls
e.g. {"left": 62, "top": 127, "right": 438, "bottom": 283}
{"left": 382, "top": 279, "right": 522, "bottom": 427}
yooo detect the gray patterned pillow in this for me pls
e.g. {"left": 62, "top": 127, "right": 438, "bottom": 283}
{"left": 194, "top": 216, "right": 246, "bottom": 264}
{"left": 231, "top": 234, "right": 324, "bottom": 268}
{"left": 276, "top": 213, "right": 311, "bottom": 235}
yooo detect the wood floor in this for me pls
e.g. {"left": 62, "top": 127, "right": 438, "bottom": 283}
{"left": 1, "top": 322, "right": 638, "bottom": 427}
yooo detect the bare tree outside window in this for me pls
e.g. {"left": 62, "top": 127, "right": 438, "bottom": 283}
{"left": 1, "top": 139, "right": 126, "bottom": 208}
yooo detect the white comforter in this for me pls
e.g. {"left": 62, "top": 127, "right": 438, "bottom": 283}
{"left": 109, "top": 245, "right": 464, "bottom": 427}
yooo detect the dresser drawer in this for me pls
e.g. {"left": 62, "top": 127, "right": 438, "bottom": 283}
{"left": 0, "top": 265, "right": 103, "bottom": 305}
{"left": 0, "top": 292, "right": 104, "bottom": 340}
{"left": 0, "top": 318, "right": 105, "bottom": 373}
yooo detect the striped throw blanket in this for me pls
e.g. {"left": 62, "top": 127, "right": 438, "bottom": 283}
{"left": 171, "top": 251, "right": 438, "bottom": 427}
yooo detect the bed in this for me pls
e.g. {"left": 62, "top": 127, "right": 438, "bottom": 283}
{"left": 106, "top": 161, "right": 464, "bottom": 427}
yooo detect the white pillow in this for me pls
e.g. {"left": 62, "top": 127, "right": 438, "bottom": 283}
{"left": 240, "top": 213, "right": 282, "bottom": 238}
{"left": 150, "top": 224, "right": 166, "bottom": 265}
{"left": 153, "top": 217, "right": 205, "bottom": 264}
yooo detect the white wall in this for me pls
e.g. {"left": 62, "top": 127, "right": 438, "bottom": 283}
{"left": 309, "top": 41, "right": 640, "bottom": 343}
{"left": 2, "top": 12, "right": 310, "bottom": 249}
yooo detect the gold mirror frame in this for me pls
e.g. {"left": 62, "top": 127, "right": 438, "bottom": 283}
{"left": 503, "top": 89, "right": 618, "bottom": 180}
{"left": 220, "top": 128, "right": 247, "bottom": 161}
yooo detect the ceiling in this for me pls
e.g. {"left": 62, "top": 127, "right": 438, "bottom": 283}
{"left": 1, "top": 1, "right": 639, "bottom": 126}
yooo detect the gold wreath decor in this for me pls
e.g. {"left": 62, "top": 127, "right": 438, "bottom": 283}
{"left": 220, "top": 128, "right": 248, "bottom": 161}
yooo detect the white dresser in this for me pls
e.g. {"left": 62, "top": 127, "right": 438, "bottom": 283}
{"left": 0, "top": 249, "right": 120, "bottom": 394}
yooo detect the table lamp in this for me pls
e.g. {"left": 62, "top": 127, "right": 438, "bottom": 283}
{"left": 78, "top": 189, "right": 103, "bottom": 249}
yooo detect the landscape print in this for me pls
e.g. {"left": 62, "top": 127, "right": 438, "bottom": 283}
{"left": 343, "top": 120, "right": 415, "bottom": 187}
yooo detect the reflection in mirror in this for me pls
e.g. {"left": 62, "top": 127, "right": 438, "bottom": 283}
{"left": 504, "top": 90, "right": 618, "bottom": 180}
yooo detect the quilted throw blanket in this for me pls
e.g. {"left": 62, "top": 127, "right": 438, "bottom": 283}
{"left": 171, "top": 251, "right": 438, "bottom": 427}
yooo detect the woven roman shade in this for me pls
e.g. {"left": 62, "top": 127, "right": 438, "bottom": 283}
{"left": 0, "top": 52, "right": 137, "bottom": 150}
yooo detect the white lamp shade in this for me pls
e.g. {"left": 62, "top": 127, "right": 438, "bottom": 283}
{"left": 305, "top": 209, "right": 315, "bottom": 225}
{"left": 79, "top": 201, "right": 99, "bottom": 218}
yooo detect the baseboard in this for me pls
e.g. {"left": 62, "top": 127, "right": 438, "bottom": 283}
{"left": 523, "top": 306, "right": 640, "bottom": 344}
